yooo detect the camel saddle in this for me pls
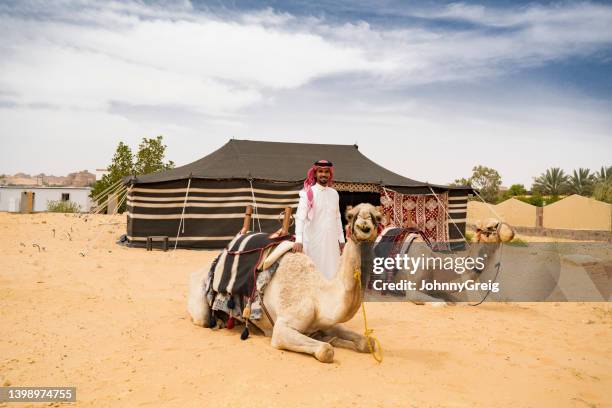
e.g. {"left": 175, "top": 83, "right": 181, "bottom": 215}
{"left": 211, "top": 232, "right": 294, "bottom": 297}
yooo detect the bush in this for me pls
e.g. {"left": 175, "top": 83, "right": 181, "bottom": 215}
{"left": 514, "top": 195, "right": 563, "bottom": 207}
{"left": 515, "top": 195, "right": 543, "bottom": 206}
{"left": 47, "top": 200, "right": 81, "bottom": 213}
{"left": 508, "top": 237, "right": 528, "bottom": 247}
{"left": 592, "top": 181, "right": 612, "bottom": 203}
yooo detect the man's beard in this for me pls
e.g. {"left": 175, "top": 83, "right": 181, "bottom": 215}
{"left": 317, "top": 177, "right": 329, "bottom": 185}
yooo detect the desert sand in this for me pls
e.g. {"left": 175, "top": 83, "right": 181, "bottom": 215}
{"left": 0, "top": 212, "right": 610, "bottom": 407}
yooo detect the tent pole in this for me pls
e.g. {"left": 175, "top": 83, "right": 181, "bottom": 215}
{"left": 240, "top": 205, "right": 253, "bottom": 235}
{"left": 281, "top": 206, "right": 291, "bottom": 235}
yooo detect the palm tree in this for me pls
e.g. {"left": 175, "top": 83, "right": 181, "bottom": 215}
{"left": 532, "top": 167, "right": 569, "bottom": 196}
{"left": 568, "top": 168, "right": 595, "bottom": 196}
{"left": 595, "top": 165, "right": 612, "bottom": 183}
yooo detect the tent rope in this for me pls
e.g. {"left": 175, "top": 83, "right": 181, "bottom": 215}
{"left": 85, "top": 185, "right": 126, "bottom": 223}
{"left": 90, "top": 182, "right": 126, "bottom": 215}
{"left": 465, "top": 189, "right": 509, "bottom": 306}
{"left": 248, "top": 178, "right": 262, "bottom": 232}
{"left": 472, "top": 189, "right": 505, "bottom": 221}
{"left": 173, "top": 177, "right": 192, "bottom": 252}
{"left": 79, "top": 187, "right": 128, "bottom": 257}
{"left": 90, "top": 178, "right": 123, "bottom": 204}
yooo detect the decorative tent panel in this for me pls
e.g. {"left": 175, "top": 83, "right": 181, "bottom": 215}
{"left": 333, "top": 182, "right": 380, "bottom": 193}
{"left": 380, "top": 188, "right": 449, "bottom": 243}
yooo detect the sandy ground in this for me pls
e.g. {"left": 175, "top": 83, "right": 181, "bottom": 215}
{"left": 1, "top": 213, "right": 610, "bottom": 408}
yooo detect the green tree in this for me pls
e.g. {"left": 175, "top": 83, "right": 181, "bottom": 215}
{"left": 134, "top": 135, "right": 174, "bottom": 175}
{"left": 452, "top": 165, "right": 502, "bottom": 203}
{"left": 567, "top": 168, "right": 595, "bottom": 196}
{"left": 591, "top": 165, "right": 612, "bottom": 203}
{"left": 450, "top": 177, "right": 471, "bottom": 187}
{"left": 89, "top": 136, "right": 174, "bottom": 214}
{"left": 595, "top": 165, "right": 612, "bottom": 183}
{"left": 592, "top": 181, "right": 612, "bottom": 203}
{"left": 503, "top": 183, "right": 527, "bottom": 200}
{"left": 532, "top": 167, "right": 568, "bottom": 196}
{"left": 90, "top": 142, "right": 134, "bottom": 213}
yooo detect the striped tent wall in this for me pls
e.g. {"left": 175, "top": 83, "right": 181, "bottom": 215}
{"left": 126, "top": 179, "right": 302, "bottom": 249}
{"left": 447, "top": 189, "right": 470, "bottom": 250}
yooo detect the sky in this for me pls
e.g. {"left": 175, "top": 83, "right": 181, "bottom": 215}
{"left": 0, "top": 0, "right": 611, "bottom": 187}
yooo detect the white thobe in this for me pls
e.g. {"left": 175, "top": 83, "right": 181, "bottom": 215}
{"left": 295, "top": 183, "right": 345, "bottom": 280}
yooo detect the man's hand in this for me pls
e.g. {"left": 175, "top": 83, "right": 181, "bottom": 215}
{"left": 339, "top": 242, "right": 345, "bottom": 254}
{"left": 292, "top": 242, "right": 303, "bottom": 253}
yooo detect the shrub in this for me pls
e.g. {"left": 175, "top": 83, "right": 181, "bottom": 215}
{"left": 508, "top": 237, "right": 528, "bottom": 247}
{"left": 47, "top": 200, "right": 81, "bottom": 213}
{"left": 592, "top": 181, "right": 612, "bottom": 203}
{"left": 514, "top": 194, "right": 563, "bottom": 207}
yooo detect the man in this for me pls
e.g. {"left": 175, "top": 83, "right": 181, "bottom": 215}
{"left": 293, "top": 160, "right": 345, "bottom": 280}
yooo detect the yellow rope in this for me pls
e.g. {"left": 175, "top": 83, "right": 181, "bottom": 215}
{"left": 354, "top": 267, "right": 383, "bottom": 363}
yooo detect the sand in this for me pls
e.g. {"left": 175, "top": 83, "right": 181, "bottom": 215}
{"left": 0, "top": 212, "right": 610, "bottom": 407}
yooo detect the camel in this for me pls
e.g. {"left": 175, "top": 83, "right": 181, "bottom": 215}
{"left": 392, "top": 218, "right": 516, "bottom": 304}
{"left": 188, "top": 203, "right": 382, "bottom": 363}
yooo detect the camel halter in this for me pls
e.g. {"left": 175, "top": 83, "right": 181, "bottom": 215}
{"left": 354, "top": 266, "right": 383, "bottom": 363}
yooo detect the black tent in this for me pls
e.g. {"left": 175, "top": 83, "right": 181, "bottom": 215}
{"left": 125, "top": 139, "right": 471, "bottom": 249}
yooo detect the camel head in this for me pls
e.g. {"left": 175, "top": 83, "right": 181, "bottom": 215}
{"left": 345, "top": 203, "right": 382, "bottom": 242}
{"left": 474, "top": 218, "right": 515, "bottom": 243}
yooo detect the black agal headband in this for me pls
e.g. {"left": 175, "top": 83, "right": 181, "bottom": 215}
{"left": 314, "top": 160, "right": 333, "bottom": 167}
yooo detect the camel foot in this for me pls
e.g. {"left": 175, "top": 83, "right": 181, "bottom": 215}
{"left": 315, "top": 343, "right": 334, "bottom": 363}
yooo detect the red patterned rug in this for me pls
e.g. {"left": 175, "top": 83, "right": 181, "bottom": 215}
{"left": 380, "top": 188, "right": 449, "bottom": 243}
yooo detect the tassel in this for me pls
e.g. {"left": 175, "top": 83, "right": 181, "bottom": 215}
{"left": 227, "top": 316, "right": 235, "bottom": 330}
{"left": 241, "top": 326, "right": 250, "bottom": 340}
{"left": 242, "top": 305, "right": 251, "bottom": 319}
{"left": 227, "top": 297, "right": 235, "bottom": 309}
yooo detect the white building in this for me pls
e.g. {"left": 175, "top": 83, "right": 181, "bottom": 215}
{"left": 0, "top": 186, "right": 91, "bottom": 213}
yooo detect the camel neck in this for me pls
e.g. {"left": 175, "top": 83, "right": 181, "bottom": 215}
{"left": 335, "top": 238, "right": 362, "bottom": 292}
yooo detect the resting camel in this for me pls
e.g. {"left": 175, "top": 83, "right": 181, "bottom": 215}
{"left": 188, "top": 203, "right": 381, "bottom": 363}
{"left": 394, "top": 218, "right": 515, "bottom": 304}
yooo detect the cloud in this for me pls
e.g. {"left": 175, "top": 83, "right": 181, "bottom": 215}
{"left": 2, "top": 1, "right": 612, "bottom": 115}
{"left": 0, "top": 1, "right": 386, "bottom": 115}
{"left": 0, "top": 1, "right": 611, "bottom": 184}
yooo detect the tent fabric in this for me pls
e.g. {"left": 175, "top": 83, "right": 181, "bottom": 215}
{"left": 126, "top": 178, "right": 301, "bottom": 248}
{"left": 129, "top": 139, "right": 467, "bottom": 192}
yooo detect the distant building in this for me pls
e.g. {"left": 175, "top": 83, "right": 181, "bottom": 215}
{"left": 1, "top": 170, "right": 96, "bottom": 187}
{"left": 0, "top": 186, "right": 91, "bottom": 213}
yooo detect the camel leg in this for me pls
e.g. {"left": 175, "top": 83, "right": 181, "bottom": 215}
{"left": 271, "top": 318, "right": 334, "bottom": 363}
{"left": 319, "top": 325, "right": 372, "bottom": 353}
{"left": 187, "top": 269, "right": 211, "bottom": 327}
{"left": 406, "top": 290, "right": 449, "bottom": 304}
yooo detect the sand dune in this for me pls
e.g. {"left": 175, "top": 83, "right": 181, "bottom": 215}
{"left": 0, "top": 213, "right": 610, "bottom": 407}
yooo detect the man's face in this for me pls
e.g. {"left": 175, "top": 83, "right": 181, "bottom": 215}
{"left": 315, "top": 167, "right": 331, "bottom": 186}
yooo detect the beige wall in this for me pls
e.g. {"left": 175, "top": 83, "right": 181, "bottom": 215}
{"left": 543, "top": 194, "right": 611, "bottom": 231}
{"left": 467, "top": 201, "right": 490, "bottom": 225}
{"left": 468, "top": 195, "right": 611, "bottom": 231}
{"left": 467, "top": 198, "right": 536, "bottom": 227}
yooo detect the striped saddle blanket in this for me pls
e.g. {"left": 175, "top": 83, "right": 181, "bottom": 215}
{"left": 211, "top": 232, "right": 293, "bottom": 297}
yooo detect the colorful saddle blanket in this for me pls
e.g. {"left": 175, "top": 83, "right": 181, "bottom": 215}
{"left": 211, "top": 232, "right": 293, "bottom": 297}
